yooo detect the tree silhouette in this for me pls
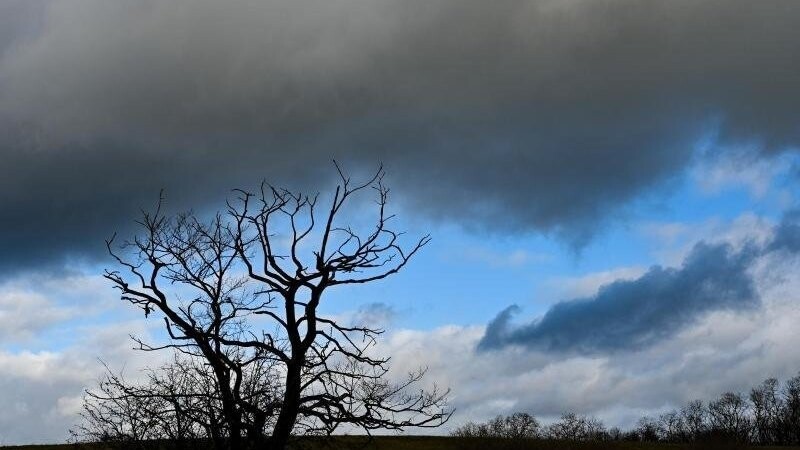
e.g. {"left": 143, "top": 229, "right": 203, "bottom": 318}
{"left": 94, "top": 165, "right": 450, "bottom": 449}
{"left": 708, "top": 392, "right": 751, "bottom": 442}
{"left": 73, "top": 353, "right": 276, "bottom": 449}
{"left": 751, "top": 378, "right": 783, "bottom": 445}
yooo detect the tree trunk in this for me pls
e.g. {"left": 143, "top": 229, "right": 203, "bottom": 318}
{"left": 269, "top": 363, "right": 302, "bottom": 449}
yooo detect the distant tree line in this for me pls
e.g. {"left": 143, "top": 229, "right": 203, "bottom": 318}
{"left": 452, "top": 373, "right": 800, "bottom": 446}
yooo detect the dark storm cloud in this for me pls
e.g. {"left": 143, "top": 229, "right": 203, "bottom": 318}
{"left": 0, "top": 1, "right": 46, "bottom": 58}
{"left": 478, "top": 242, "right": 760, "bottom": 353}
{"left": 478, "top": 215, "right": 800, "bottom": 354}
{"left": 1, "top": 0, "right": 800, "bottom": 271}
{"left": 768, "top": 210, "right": 800, "bottom": 254}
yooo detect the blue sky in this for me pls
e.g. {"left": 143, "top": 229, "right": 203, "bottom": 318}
{"left": 2, "top": 0, "right": 800, "bottom": 444}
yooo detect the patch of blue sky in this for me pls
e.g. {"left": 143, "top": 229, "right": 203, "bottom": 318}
{"left": 319, "top": 223, "right": 559, "bottom": 329}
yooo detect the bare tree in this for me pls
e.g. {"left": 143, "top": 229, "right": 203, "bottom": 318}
{"left": 781, "top": 373, "right": 800, "bottom": 444}
{"left": 751, "top": 377, "right": 784, "bottom": 445}
{"left": 99, "top": 165, "right": 451, "bottom": 449}
{"left": 502, "top": 412, "right": 541, "bottom": 439}
{"left": 634, "top": 416, "right": 660, "bottom": 442}
{"left": 546, "top": 413, "right": 605, "bottom": 441}
{"left": 73, "top": 353, "right": 270, "bottom": 449}
{"left": 679, "top": 400, "right": 708, "bottom": 442}
{"left": 72, "top": 366, "right": 166, "bottom": 448}
{"left": 708, "top": 392, "right": 751, "bottom": 443}
{"left": 657, "top": 409, "right": 685, "bottom": 442}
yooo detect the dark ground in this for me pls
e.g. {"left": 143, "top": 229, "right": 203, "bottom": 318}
{"left": 3, "top": 437, "right": 800, "bottom": 450}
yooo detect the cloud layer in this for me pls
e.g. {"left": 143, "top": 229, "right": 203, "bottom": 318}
{"left": 1, "top": 0, "right": 800, "bottom": 272}
{"left": 479, "top": 214, "right": 799, "bottom": 353}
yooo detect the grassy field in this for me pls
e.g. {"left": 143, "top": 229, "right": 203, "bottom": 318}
{"left": 4, "top": 437, "right": 800, "bottom": 450}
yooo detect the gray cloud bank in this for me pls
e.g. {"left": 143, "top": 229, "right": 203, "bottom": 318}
{"left": 1, "top": 0, "right": 800, "bottom": 271}
{"left": 479, "top": 215, "right": 800, "bottom": 353}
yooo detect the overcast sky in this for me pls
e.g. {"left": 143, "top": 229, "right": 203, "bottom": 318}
{"left": 2, "top": 0, "right": 800, "bottom": 444}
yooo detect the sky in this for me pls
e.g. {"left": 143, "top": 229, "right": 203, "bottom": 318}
{"left": 2, "top": 0, "right": 800, "bottom": 444}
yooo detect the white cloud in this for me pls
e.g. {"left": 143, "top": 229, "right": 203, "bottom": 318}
{"left": 0, "top": 291, "right": 73, "bottom": 343}
{"left": 0, "top": 320, "right": 167, "bottom": 445}
{"left": 0, "top": 272, "right": 128, "bottom": 346}
{"left": 692, "top": 149, "right": 795, "bottom": 201}
{"left": 0, "top": 349, "right": 93, "bottom": 444}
